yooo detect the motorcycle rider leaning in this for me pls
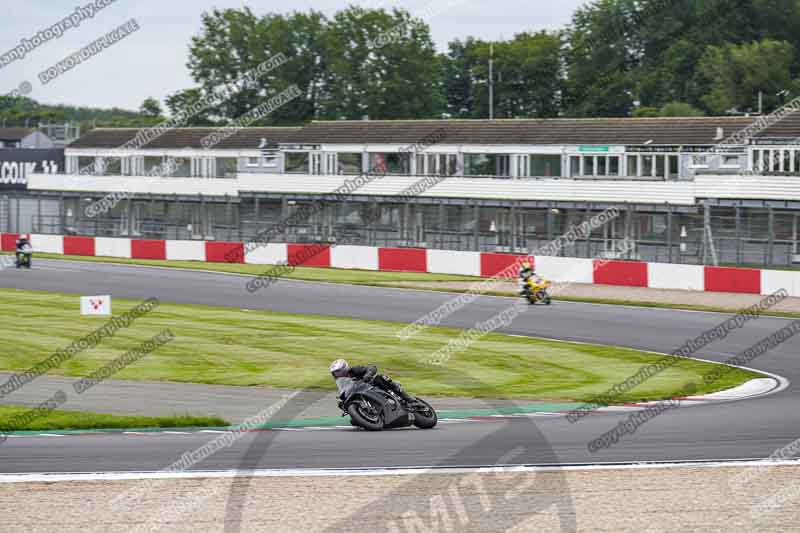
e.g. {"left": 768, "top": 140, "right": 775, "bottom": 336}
{"left": 329, "top": 359, "right": 416, "bottom": 404}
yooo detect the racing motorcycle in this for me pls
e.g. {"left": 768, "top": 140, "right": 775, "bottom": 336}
{"left": 523, "top": 276, "right": 552, "bottom": 305}
{"left": 339, "top": 379, "right": 437, "bottom": 431}
{"left": 15, "top": 243, "right": 32, "bottom": 269}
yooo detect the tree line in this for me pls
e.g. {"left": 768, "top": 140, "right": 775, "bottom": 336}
{"left": 4, "top": 0, "right": 800, "bottom": 129}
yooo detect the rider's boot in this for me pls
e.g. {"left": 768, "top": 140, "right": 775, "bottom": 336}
{"left": 396, "top": 386, "right": 417, "bottom": 404}
{"left": 388, "top": 381, "right": 416, "bottom": 404}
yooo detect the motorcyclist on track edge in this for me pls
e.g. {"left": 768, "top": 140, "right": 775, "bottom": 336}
{"left": 519, "top": 260, "right": 533, "bottom": 296}
{"left": 15, "top": 236, "right": 32, "bottom": 269}
{"left": 329, "top": 359, "right": 416, "bottom": 404}
{"left": 15, "top": 236, "right": 30, "bottom": 253}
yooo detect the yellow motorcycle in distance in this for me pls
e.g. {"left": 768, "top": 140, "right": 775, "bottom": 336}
{"left": 523, "top": 277, "right": 552, "bottom": 305}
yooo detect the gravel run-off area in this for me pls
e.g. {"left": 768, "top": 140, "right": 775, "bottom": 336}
{"left": 3, "top": 465, "right": 799, "bottom": 532}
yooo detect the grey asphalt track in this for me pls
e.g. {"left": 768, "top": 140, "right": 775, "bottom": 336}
{"left": 0, "top": 258, "right": 798, "bottom": 474}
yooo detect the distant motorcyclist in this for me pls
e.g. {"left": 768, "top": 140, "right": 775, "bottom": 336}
{"left": 15, "top": 236, "right": 32, "bottom": 269}
{"left": 329, "top": 359, "right": 416, "bottom": 403}
{"left": 15, "top": 236, "right": 31, "bottom": 253}
{"left": 519, "top": 260, "right": 534, "bottom": 295}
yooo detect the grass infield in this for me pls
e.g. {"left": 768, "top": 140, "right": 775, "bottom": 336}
{"left": 0, "top": 405, "right": 226, "bottom": 432}
{"left": 0, "top": 288, "right": 758, "bottom": 406}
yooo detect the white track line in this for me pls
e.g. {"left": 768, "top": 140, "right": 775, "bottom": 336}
{"left": 3, "top": 459, "right": 800, "bottom": 484}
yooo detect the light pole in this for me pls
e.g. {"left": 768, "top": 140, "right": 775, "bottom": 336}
{"left": 489, "top": 42, "right": 494, "bottom": 120}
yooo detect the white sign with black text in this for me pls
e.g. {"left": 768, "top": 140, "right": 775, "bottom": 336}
{"left": 0, "top": 160, "right": 59, "bottom": 185}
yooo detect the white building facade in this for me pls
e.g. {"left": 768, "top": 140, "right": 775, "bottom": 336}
{"left": 7, "top": 115, "right": 800, "bottom": 266}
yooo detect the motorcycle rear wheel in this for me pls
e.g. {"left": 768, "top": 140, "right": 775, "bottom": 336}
{"left": 411, "top": 398, "right": 437, "bottom": 429}
{"left": 347, "top": 401, "right": 384, "bottom": 431}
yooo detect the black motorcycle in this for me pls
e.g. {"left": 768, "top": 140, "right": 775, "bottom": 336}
{"left": 15, "top": 244, "right": 32, "bottom": 269}
{"left": 339, "top": 379, "right": 437, "bottom": 431}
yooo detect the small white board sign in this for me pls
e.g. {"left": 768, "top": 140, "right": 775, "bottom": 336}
{"left": 80, "top": 295, "right": 112, "bottom": 316}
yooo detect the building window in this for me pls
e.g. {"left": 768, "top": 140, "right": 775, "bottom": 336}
{"left": 337, "top": 153, "right": 362, "bottom": 175}
{"left": 597, "top": 156, "right": 607, "bottom": 176}
{"left": 285, "top": 152, "right": 309, "bottom": 174}
{"left": 369, "top": 152, "right": 410, "bottom": 175}
{"left": 77, "top": 156, "right": 95, "bottom": 174}
{"left": 690, "top": 154, "right": 709, "bottom": 169}
{"left": 246, "top": 157, "right": 260, "bottom": 167}
{"left": 763, "top": 150, "right": 773, "bottom": 172}
{"left": 668, "top": 155, "right": 679, "bottom": 179}
{"left": 584, "top": 156, "right": 595, "bottom": 176}
{"left": 416, "top": 154, "right": 426, "bottom": 175}
{"left": 609, "top": 156, "right": 620, "bottom": 176}
{"left": 464, "top": 154, "right": 510, "bottom": 177}
{"left": 144, "top": 156, "right": 164, "bottom": 174}
{"left": 215, "top": 158, "right": 237, "bottom": 178}
{"left": 626, "top": 155, "right": 638, "bottom": 176}
{"left": 752, "top": 149, "right": 773, "bottom": 173}
{"left": 570, "top": 156, "right": 580, "bottom": 177}
{"left": 642, "top": 155, "right": 654, "bottom": 176}
{"left": 655, "top": 154, "right": 665, "bottom": 178}
{"left": 720, "top": 155, "right": 739, "bottom": 168}
{"left": 97, "top": 157, "right": 122, "bottom": 176}
{"left": 425, "top": 153, "right": 458, "bottom": 175}
{"left": 530, "top": 155, "right": 561, "bottom": 177}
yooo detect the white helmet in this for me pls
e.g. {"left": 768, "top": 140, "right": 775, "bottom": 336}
{"left": 330, "top": 359, "right": 349, "bottom": 377}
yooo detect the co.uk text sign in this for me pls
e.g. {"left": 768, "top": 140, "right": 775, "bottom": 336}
{"left": 0, "top": 148, "right": 64, "bottom": 190}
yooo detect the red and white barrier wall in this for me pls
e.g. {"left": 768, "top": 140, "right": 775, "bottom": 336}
{"left": 2, "top": 233, "right": 797, "bottom": 297}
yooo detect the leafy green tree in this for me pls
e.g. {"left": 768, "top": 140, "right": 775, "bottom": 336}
{"left": 563, "top": 0, "right": 638, "bottom": 116}
{"left": 697, "top": 39, "right": 795, "bottom": 114}
{"left": 0, "top": 95, "right": 151, "bottom": 128}
{"left": 441, "top": 38, "right": 481, "bottom": 118}
{"left": 564, "top": 0, "right": 800, "bottom": 115}
{"left": 183, "top": 8, "right": 328, "bottom": 124}
{"left": 441, "top": 33, "right": 563, "bottom": 119}
{"left": 165, "top": 88, "right": 217, "bottom": 125}
{"left": 139, "top": 97, "right": 162, "bottom": 118}
{"left": 321, "top": 6, "right": 443, "bottom": 119}
{"left": 658, "top": 101, "right": 705, "bottom": 116}
{"left": 632, "top": 106, "right": 659, "bottom": 117}
{"left": 469, "top": 32, "right": 563, "bottom": 118}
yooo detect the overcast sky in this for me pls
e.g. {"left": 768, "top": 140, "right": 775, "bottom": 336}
{"left": 1, "top": 0, "right": 587, "bottom": 111}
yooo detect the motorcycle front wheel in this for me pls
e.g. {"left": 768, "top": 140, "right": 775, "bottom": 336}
{"left": 347, "top": 400, "right": 384, "bottom": 431}
{"left": 411, "top": 398, "right": 438, "bottom": 429}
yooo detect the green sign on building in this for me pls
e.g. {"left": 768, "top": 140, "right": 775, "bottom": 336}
{"left": 579, "top": 145, "right": 610, "bottom": 152}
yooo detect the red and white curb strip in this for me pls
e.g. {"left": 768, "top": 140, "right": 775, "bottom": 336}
{"left": 4, "top": 232, "right": 799, "bottom": 297}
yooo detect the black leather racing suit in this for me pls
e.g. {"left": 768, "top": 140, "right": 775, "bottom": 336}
{"left": 347, "top": 364, "right": 415, "bottom": 403}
